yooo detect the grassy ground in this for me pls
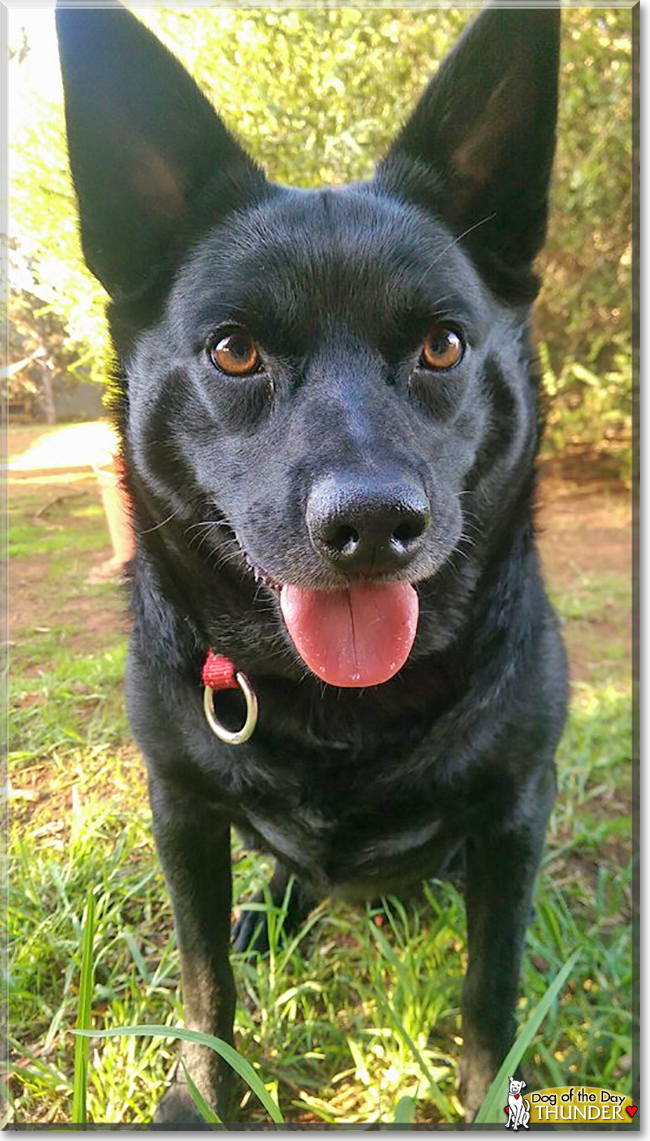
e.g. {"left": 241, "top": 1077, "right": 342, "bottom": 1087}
{"left": 6, "top": 427, "right": 635, "bottom": 1126}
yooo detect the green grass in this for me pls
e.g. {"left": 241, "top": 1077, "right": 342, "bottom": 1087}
{"left": 9, "top": 515, "right": 111, "bottom": 559}
{"left": 550, "top": 572, "right": 630, "bottom": 624}
{"left": 6, "top": 478, "right": 634, "bottom": 1126}
{"left": 10, "top": 644, "right": 128, "bottom": 760}
{"left": 72, "top": 889, "right": 96, "bottom": 1125}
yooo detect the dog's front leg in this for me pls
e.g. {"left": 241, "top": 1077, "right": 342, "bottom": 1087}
{"left": 458, "top": 775, "right": 554, "bottom": 1122}
{"left": 149, "top": 777, "right": 235, "bottom": 1126}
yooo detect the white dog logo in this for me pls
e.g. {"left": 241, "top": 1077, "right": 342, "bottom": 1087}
{"left": 505, "top": 1077, "right": 530, "bottom": 1130}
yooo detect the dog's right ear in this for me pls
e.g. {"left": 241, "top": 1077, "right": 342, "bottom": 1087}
{"left": 56, "top": 3, "right": 266, "bottom": 299}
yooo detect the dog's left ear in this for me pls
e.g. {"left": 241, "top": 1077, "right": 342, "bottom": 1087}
{"left": 379, "top": 6, "right": 560, "bottom": 300}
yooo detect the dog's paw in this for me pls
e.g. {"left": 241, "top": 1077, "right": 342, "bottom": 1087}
{"left": 231, "top": 874, "right": 317, "bottom": 955}
{"left": 231, "top": 901, "right": 270, "bottom": 954}
{"left": 457, "top": 1057, "right": 492, "bottom": 1123}
{"left": 153, "top": 1083, "right": 217, "bottom": 1129}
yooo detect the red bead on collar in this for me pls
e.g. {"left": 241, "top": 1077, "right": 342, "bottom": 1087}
{"left": 202, "top": 649, "right": 238, "bottom": 691}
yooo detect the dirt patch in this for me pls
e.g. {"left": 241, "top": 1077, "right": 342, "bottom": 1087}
{"left": 9, "top": 556, "right": 60, "bottom": 640}
{"left": 537, "top": 476, "right": 632, "bottom": 586}
{"left": 536, "top": 476, "right": 632, "bottom": 684}
{"left": 8, "top": 472, "right": 128, "bottom": 656}
{"left": 8, "top": 552, "right": 125, "bottom": 650}
{"left": 562, "top": 620, "right": 631, "bottom": 686}
{"left": 56, "top": 592, "right": 131, "bottom": 653}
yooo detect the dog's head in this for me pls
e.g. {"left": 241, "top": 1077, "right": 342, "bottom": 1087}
{"left": 508, "top": 1078, "right": 527, "bottom": 1097}
{"left": 57, "top": 6, "right": 559, "bottom": 688}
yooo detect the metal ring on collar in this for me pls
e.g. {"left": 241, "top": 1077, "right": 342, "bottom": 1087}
{"left": 203, "top": 672, "right": 258, "bottom": 745}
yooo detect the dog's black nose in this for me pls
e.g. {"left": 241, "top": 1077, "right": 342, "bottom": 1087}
{"left": 307, "top": 475, "right": 430, "bottom": 575}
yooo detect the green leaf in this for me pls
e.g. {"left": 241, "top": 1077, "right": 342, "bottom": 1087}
{"left": 180, "top": 1060, "right": 223, "bottom": 1127}
{"left": 74, "top": 1024, "right": 284, "bottom": 1124}
{"left": 71, "top": 888, "right": 96, "bottom": 1126}
{"left": 474, "top": 950, "right": 580, "bottom": 1124}
{"left": 393, "top": 1095, "right": 416, "bottom": 1124}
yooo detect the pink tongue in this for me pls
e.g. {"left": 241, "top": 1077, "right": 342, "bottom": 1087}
{"left": 280, "top": 582, "right": 419, "bottom": 687}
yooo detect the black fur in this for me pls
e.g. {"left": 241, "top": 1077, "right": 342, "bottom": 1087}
{"left": 57, "top": 3, "right": 567, "bottom": 1125}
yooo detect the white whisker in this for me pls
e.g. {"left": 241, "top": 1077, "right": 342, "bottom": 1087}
{"left": 415, "top": 214, "right": 496, "bottom": 289}
{"left": 138, "top": 507, "right": 182, "bottom": 535}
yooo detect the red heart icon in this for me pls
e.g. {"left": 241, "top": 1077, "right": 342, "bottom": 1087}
{"left": 515, "top": 1094, "right": 520, "bottom": 1099}
{"left": 505, "top": 1106, "right": 510, "bottom": 1114}
{"left": 627, "top": 1106, "right": 638, "bottom": 1119}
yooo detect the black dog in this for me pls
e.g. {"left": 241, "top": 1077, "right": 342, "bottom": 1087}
{"left": 57, "top": 3, "right": 567, "bottom": 1125}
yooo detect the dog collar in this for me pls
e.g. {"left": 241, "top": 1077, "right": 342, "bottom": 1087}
{"left": 202, "top": 649, "right": 258, "bottom": 746}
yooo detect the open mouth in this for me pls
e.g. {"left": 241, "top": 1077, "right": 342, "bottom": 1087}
{"left": 247, "top": 557, "right": 419, "bottom": 688}
{"left": 249, "top": 563, "right": 283, "bottom": 592}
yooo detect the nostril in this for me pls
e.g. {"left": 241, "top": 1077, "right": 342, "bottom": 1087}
{"left": 393, "top": 521, "right": 416, "bottom": 545}
{"left": 392, "top": 513, "right": 429, "bottom": 548}
{"left": 327, "top": 524, "right": 359, "bottom": 555}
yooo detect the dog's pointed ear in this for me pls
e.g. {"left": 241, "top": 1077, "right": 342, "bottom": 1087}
{"left": 379, "top": 6, "right": 560, "bottom": 299}
{"left": 56, "top": 3, "right": 266, "bottom": 299}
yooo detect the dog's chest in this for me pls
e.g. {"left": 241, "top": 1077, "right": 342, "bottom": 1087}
{"left": 233, "top": 768, "right": 461, "bottom": 897}
{"left": 191, "top": 683, "right": 477, "bottom": 894}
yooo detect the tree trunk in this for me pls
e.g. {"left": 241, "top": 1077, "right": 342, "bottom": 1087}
{"left": 39, "top": 362, "right": 56, "bottom": 425}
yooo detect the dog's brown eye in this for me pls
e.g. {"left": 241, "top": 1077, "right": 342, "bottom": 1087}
{"left": 209, "top": 332, "right": 260, "bottom": 376}
{"left": 421, "top": 325, "right": 464, "bottom": 371}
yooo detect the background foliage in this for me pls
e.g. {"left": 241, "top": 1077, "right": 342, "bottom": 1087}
{"left": 9, "top": 6, "right": 633, "bottom": 468}
{"left": 7, "top": 8, "right": 634, "bottom": 1124}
